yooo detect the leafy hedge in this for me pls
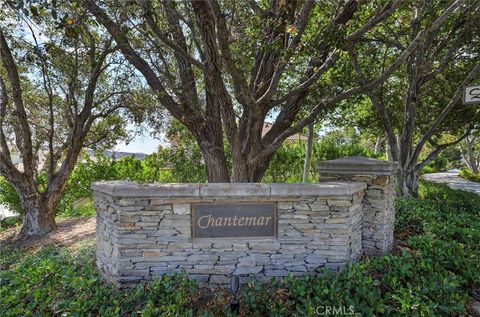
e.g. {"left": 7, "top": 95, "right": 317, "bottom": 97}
{"left": 1, "top": 182, "right": 478, "bottom": 316}
{"left": 1, "top": 132, "right": 377, "bottom": 219}
{"left": 459, "top": 168, "right": 480, "bottom": 183}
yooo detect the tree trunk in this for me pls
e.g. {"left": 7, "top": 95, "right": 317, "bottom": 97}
{"left": 473, "top": 163, "right": 479, "bottom": 174}
{"left": 18, "top": 193, "right": 57, "bottom": 238}
{"left": 303, "top": 123, "right": 314, "bottom": 182}
{"left": 386, "top": 134, "right": 400, "bottom": 162}
{"left": 199, "top": 143, "right": 231, "bottom": 182}
{"left": 464, "top": 136, "right": 479, "bottom": 173}
{"left": 398, "top": 164, "right": 419, "bottom": 197}
{"left": 247, "top": 154, "right": 274, "bottom": 183}
{"left": 374, "top": 136, "right": 383, "bottom": 155}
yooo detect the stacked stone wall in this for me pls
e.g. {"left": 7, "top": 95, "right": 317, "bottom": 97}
{"left": 93, "top": 182, "right": 366, "bottom": 287}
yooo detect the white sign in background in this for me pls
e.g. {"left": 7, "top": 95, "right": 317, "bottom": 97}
{"left": 464, "top": 85, "right": 480, "bottom": 105}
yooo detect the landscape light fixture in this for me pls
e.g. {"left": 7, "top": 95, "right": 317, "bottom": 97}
{"left": 229, "top": 275, "right": 240, "bottom": 314}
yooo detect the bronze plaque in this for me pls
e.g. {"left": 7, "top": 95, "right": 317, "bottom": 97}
{"left": 192, "top": 203, "right": 277, "bottom": 239}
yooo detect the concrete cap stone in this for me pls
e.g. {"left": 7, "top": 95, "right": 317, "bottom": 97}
{"left": 270, "top": 182, "right": 365, "bottom": 196}
{"left": 92, "top": 181, "right": 200, "bottom": 197}
{"left": 317, "top": 156, "right": 399, "bottom": 176}
{"left": 92, "top": 181, "right": 366, "bottom": 198}
{"left": 199, "top": 183, "right": 271, "bottom": 197}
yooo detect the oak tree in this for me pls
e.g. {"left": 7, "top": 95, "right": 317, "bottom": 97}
{"left": 348, "top": 0, "right": 480, "bottom": 196}
{"left": 0, "top": 4, "right": 138, "bottom": 237}
{"left": 81, "top": 0, "right": 460, "bottom": 182}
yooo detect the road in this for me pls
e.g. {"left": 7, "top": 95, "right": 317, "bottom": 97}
{"left": 0, "top": 204, "right": 19, "bottom": 220}
{"left": 422, "top": 169, "right": 480, "bottom": 195}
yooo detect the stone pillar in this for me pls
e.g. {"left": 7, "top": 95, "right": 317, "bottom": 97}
{"left": 317, "top": 156, "right": 399, "bottom": 255}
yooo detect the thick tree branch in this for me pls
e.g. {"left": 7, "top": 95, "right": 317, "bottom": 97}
{"left": 82, "top": 0, "right": 185, "bottom": 121}
{"left": 192, "top": 0, "right": 247, "bottom": 181}
{"left": 0, "top": 28, "right": 35, "bottom": 181}
{"left": 0, "top": 75, "right": 12, "bottom": 162}
{"left": 346, "top": 0, "right": 405, "bottom": 42}
{"left": 211, "top": 0, "right": 257, "bottom": 110}
{"left": 143, "top": 3, "right": 205, "bottom": 71}
{"left": 146, "top": 1, "right": 202, "bottom": 114}
{"left": 417, "top": 129, "right": 471, "bottom": 170}
{"left": 256, "top": 0, "right": 315, "bottom": 107}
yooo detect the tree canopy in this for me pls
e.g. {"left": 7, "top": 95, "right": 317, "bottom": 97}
{"left": 1, "top": 0, "right": 479, "bottom": 237}
{"left": 79, "top": 0, "right": 464, "bottom": 182}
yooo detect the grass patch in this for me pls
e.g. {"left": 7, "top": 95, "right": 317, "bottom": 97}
{"left": 1, "top": 182, "right": 479, "bottom": 316}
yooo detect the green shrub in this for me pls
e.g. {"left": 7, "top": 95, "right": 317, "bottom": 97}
{"left": 459, "top": 168, "right": 480, "bottom": 183}
{"left": 0, "top": 176, "right": 22, "bottom": 215}
{"left": 397, "top": 181, "right": 480, "bottom": 289}
{"left": 419, "top": 180, "right": 480, "bottom": 213}
{"left": 263, "top": 143, "right": 306, "bottom": 183}
{"left": 427, "top": 156, "right": 448, "bottom": 172}
{"left": 420, "top": 165, "right": 435, "bottom": 174}
{"left": 0, "top": 146, "right": 207, "bottom": 221}
{"left": 314, "top": 131, "right": 378, "bottom": 162}
{"left": 439, "top": 146, "right": 463, "bottom": 170}
{"left": 239, "top": 249, "right": 470, "bottom": 316}
{"left": 0, "top": 215, "right": 22, "bottom": 231}
{"left": 263, "top": 130, "right": 378, "bottom": 183}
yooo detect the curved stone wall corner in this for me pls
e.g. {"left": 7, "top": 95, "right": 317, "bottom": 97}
{"left": 92, "top": 181, "right": 367, "bottom": 287}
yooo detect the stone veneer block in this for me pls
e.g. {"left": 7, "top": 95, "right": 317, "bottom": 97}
{"left": 93, "top": 182, "right": 368, "bottom": 287}
{"left": 317, "top": 156, "right": 399, "bottom": 255}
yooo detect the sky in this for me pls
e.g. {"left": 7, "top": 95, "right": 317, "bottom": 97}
{"left": 114, "top": 125, "right": 164, "bottom": 154}
{"left": 114, "top": 134, "right": 162, "bottom": 154}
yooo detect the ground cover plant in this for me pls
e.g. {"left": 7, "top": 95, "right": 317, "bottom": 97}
{"left": 1, "top": 182, "right": 479, "bottom": 316}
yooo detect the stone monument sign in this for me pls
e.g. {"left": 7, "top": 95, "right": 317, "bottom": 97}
{"left": 92, "top": 156, "right": 398, "bottom": 287}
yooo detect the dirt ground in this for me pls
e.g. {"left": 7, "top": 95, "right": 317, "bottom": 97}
{"left": 0, "top": 217, "right": 96, "bottom": 250}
